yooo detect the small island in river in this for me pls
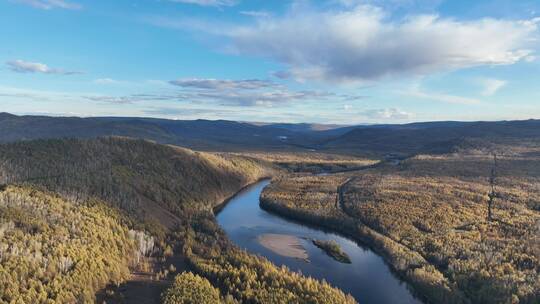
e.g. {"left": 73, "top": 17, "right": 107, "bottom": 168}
{"left": 312, "top": 239, "right": 351, "bottom": 264}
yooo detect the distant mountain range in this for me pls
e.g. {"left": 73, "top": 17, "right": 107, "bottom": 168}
{"left": 0, "top": 112, "right": 309, "bottom": 150}
{"left": 1, "top": 112, "right": 539, "bottom": 156}
{"left": 322, "top": 119, "right": 540, "bottom": 155}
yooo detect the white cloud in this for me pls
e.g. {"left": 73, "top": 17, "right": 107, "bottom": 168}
{"left": 336, "top": 0, "right": 443, "bottom": 11}
{"left": 7, "top": 60, "right": 51, "bottom": 73}
{"left": 405, "top": 85, "right": 481, "bottom": 104}
{"left": 240, "top": 10, "right": 271, "bottom": 18}
{"left": 360, "top": 108, "right": 413, "bottom": 119}
{"left": 169, "top": 77, "right": 358, "bottom": 106}
{"left": 13, "top": 0, "right": 81, "bottom": 10}
{"left": 222, "top": 5, "right": 538, "bottom": 83}
{"left": 6, "top": 60, "right": 81, "bottom": 75}
{"left": 94, "top": 78, "right": 120, "bottom": 85}
{"left": 168, "top": 0, "right": 237, "bottom": 7}
{"left": 192, "top": 90, "right": 332, "bottom": 107}
{"left": 170, "top": 78, "right": 276, "bottom": 90}
{"left": 93, "top": 78, "right": 136, "bottom": 86}
{"left": 84, "top": 96, "right": 138, "bottom": 104}
{"left": 480, "top": 78, "right": 507, "bottom": 96}
{"left": 82, "top": 89, "right": 332, "bottom": 107}
{"left": 1, "top": 77, "right": 353, "bottom": 108}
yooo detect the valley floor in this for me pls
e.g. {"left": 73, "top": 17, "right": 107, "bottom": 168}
{"left": 261, "top": 143, "right": 540, "bottom": 304}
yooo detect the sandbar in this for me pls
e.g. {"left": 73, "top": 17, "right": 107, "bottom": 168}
{"left": 258, "top": 233, "right": 309, "bottom": 260}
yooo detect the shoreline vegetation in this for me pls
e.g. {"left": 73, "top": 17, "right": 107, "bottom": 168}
{"left": 312, "top": 239, "right": 351, "bottom": 264}
{"left": 261, "top": 142, "right": 540, "bottom": 304}
{"left": 212, "top": 177, "right": 273, "bottom": 215}
{"left": 260, "top": 192, "right": 444, "bottom": 304}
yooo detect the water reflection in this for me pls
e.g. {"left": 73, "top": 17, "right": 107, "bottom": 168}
{"left": 217, "top": 180, "right": 423, "bottom": 304}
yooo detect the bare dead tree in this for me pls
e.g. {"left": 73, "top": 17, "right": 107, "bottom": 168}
{"left": 487, "top": 153, "right": 498, "bottom": 222}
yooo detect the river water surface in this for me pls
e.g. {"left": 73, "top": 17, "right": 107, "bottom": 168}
{"left": 217, "top": 180, "right": 423, "bottom": 304}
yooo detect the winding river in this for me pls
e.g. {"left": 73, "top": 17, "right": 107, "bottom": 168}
{"left": 217, "top": 180, "right": 423, "bottom": 304}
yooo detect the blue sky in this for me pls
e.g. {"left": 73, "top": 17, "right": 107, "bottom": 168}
{"left": 1, "top": 0, "right": 539, "bottom": 124}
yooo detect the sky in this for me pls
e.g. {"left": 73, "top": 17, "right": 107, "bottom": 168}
{"left": 1, "top": 0, "right": 539, "bottom": 124}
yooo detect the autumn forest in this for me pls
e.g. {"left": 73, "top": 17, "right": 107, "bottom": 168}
{"left": 0, "top": 114, "right": 539, "bottom": 304}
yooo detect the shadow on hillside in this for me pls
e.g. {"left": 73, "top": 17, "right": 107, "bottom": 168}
{"left": 96, "top": 255, "right": 186, "bottom": 304}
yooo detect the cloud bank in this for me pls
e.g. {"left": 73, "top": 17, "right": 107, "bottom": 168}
{"left": 170, "top": 78, "right": 275, "bottom": 90}
{"left": 169, "top": 77, "right": 362, "bottom": 106}
{"left": 225, "top": 5, "right": 538, "bottom": 83}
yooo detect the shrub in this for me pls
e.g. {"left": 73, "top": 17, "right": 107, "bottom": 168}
{"left": 162, "top": 272, "right": 221, "bottom": 304}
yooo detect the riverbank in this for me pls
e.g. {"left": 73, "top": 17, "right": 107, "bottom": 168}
{"left": 260, "top": 150, "right": 540, "bottom": 304}
{"left": 212, "top": 177, "right": 273, "bottom": 214}
{"left": 259, "top": 194, "right": 466, "bottom": 304}
{"left": 218, "top": 179, "right": 423, "bottom": 304}
{"left": 188, "top": 180, "right": 358, "bottom": 304}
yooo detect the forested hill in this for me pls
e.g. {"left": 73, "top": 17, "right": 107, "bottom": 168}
{"left": 0, "top": 137, "right": 357, "bottom": 303}
{"left": 0, "top": 137, "right": 274, "bottom": 233}
{"left": 0, "top": 137, "right": 274, "bottom": 303}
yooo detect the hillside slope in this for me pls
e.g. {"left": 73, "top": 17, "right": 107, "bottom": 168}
{"left": 0, "top": 113, "right": 310, "bottom": 151}
{"left": 0, "top": 137, "right": 356, "bottom": 303}
{"left": 0, "top": 137, "right": 273, "bottom": 233}
{"left": 0, "top": 185, "right": 138, "bottom": 304}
